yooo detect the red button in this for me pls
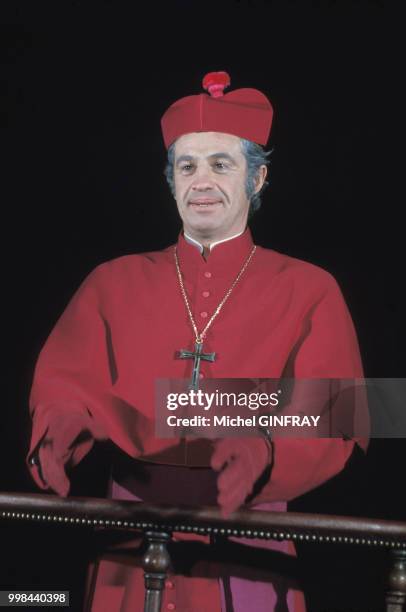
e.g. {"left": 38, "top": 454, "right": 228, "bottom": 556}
{"left": 167, "top": 604, "right": 176, "bottom": 611}
{"left": 165, "top": 580, "right": 174, "bottom": 589}
{"left": 204, "top": 271, "right": 212, "bottom": 278}
{"left": 200, "top": 311, "right": 208, "bottom": 318}
{"left": 202, "top": 291, "right": 210, "bottom": 298}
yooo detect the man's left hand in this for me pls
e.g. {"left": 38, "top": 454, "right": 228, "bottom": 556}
{"left": 210, "top": 437, "right": 272, "bottom": 517}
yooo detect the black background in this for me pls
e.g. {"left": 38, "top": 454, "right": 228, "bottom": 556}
{"left": 1, "top": 2, "right": 399, "bottom": 611}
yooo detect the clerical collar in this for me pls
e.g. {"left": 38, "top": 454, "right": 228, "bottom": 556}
{"left": 183, "top": 230, "right": 245, "bottom": 254}
{"left": 176, "top": 227, "right": 255, "bottom": 282}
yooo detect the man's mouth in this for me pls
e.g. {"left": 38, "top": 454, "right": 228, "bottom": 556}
{"left": 188, "top": 198, "right": 222, "bottom": 208}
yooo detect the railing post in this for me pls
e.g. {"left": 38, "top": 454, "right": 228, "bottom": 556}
{"left": 142, "top": 531, "right": 171, "bottom": 612}
{"left": 386, "top": 549, "right": 406, "bottom": 612}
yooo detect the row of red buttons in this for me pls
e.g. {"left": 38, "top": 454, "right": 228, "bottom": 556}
{"left": 201, "top": 271, "right": 212, "bottom": 315}
{"left": 165, "top": 580, "right": 175, "bottom": 610}
{"left": 199, "top": 271, "right": 213, "bottom": 379}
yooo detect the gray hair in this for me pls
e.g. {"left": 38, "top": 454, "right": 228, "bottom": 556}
{"left": 164, "top": 137, "right": 272, "bottom": 216}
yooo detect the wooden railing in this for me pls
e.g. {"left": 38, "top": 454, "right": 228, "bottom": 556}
{"left": 1, "top": 492, "right": 406, "bottom": 611}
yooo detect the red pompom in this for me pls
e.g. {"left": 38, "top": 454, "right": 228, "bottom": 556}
{"left": 202, "top": 71, "right": 231, "bottom": 98}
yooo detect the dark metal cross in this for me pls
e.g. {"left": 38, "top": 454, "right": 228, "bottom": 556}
{"left": 178, "top": 340, "right": 216, "bottom": 390}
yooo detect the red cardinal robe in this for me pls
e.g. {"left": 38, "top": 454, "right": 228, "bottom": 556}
{"left": 28, "top": 228, "right": 367, "bottom": 611}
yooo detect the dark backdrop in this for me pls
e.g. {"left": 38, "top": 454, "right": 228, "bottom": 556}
{"left": 1, "top": 2, "right": 398, "bottom": 611}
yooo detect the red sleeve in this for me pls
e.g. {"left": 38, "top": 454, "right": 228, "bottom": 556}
{"left": 252, "top": 273, "right": 369, "bottom": 504}
{"left": 27, "top": 267, "right": 112, "bottom": 487}
{"left": 27, "top": 265, "right": 178, "bottom": 489}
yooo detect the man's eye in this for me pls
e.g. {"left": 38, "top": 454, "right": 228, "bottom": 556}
{"left": 181, "top": 164, "right": 193, "bottom": 171}
{"left": 214, "top": 161, "right": 226, "bottom": 170}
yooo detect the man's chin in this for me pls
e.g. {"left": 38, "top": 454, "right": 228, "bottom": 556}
{"left": 187, "top": 219, "right": 223, "bottom": 237}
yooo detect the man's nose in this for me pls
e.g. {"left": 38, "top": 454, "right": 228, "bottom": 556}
{"left": 191, "top": 166, "right": 214, "bottom": 190}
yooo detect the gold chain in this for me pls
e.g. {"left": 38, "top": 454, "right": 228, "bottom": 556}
{"left": 174, "top": 243, "right": 257, "bottom": 344}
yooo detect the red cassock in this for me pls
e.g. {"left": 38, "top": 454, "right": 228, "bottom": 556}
{"left": 28, "top": 229, "right": 367, "bottom": 612}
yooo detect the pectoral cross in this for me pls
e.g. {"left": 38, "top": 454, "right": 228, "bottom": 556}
{"left": 178, "top": 340, "right": 216, "bottom": 391}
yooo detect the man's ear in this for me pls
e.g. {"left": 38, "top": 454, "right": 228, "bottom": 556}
{"left": 254, "top": 165, "right": 268, "bottom": 194}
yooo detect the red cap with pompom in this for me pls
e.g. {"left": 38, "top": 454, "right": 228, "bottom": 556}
{"left": 202, "top": 71, "right": 231, "bottom": 98}
{"left": 161, "top": 71, "right": 273, "bottom": 149}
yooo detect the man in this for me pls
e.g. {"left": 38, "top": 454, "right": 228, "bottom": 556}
{"left": 27, "top": 71, "right": 367, "bottom": 611}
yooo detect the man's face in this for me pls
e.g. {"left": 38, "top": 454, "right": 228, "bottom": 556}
{"left": 173, "top": 131, "right": 251, "bottom": 244}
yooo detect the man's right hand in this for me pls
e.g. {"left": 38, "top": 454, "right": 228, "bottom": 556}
{"left": 32, "top": 410, "right": 106, "bottom": 497}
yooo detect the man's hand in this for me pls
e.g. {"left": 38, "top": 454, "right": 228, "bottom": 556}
{"left": 210, "top": 436, "right": 272, "bottom": 518}
{"left": 33, "top": 410, "right": 106, "bottom": 497}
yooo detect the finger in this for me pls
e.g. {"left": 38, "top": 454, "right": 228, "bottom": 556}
{"left": 217, "top": 470, "right": 250, "bottom": 504}
{"left": 218, "top": 488, "right": 245, "bottom": 512}
{"left": 45, "top": 459, "right": 70, "bottom": 497}
{"left": 210, "top": 439, "right": 238, "bottom": 471}
{"left": 217, "top": 466, "right": 251, "bottom": 514}
{"left": 218, "top": 487, "right": 247, "bottom": 518}
{"left": 39, "top": 445, "right": 70, "bottom": 497}
{"left": 31, "top": 449, "right": 48, "bottom": 488}
{"left": 216, "top": 458, "right": 246, "bottom": 493}
{"left": 220, "top": 503, "right": 239, "bottom": 519}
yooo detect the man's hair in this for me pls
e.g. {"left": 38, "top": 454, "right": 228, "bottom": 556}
{"left": 164, "top": 138, "right": 272, "bottom": 216}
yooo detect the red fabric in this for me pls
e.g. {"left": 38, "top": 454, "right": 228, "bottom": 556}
{"left": 161, "top": 74, "right": 273, "bottom": 149}
{"left": 90, "top": 482, "right": 305, "bottom": 612}
{"left": 29, "top": 229, "right": 366, "bottom": 470}
{"left": 28, "top": 228, "right": 367, "bottom": 610}
{"left": 202, "top": 71, "right": 231, "bottom": 97}
{"left": 89, "top": 532, "right": 223, "bottom": 612}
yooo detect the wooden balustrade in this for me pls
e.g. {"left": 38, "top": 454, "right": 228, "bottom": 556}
{"left": 1, "top": 492, "right": 405, "bottom": 611}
